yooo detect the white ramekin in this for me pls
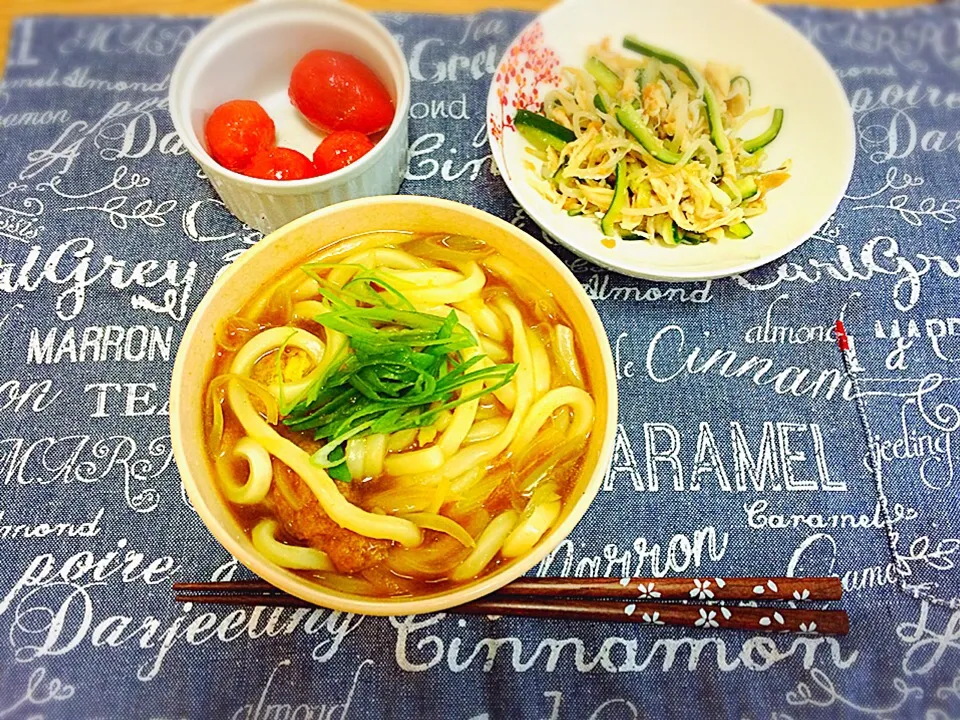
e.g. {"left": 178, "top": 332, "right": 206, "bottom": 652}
{"left": 169, "top": 0, "right": 410, "bottom": 233}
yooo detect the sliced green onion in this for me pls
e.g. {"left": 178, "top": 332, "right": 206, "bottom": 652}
{"left": 284, "top": 265, "right": 519, "bottom": 472}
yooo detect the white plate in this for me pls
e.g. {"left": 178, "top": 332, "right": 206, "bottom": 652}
{"left": 486, "top": 0, "right": 855, "bottom": 281}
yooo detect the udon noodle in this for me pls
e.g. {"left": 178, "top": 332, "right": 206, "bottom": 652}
{"left": 205, "top": 231, "right": 596, "bottom": 597}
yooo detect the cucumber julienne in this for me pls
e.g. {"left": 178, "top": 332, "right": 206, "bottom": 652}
{"left": 513, "top": 108, "right": 575, "bottom": 152}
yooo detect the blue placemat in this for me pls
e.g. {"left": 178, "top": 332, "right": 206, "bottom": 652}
{"left": 1, "top": 4, "right": 959, "bottom": 718}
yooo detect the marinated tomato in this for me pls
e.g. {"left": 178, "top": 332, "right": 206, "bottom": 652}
{"left": 313, "top": 131, "right": 375, "bottom": 175}
{"left": 245, "top": 147, "right": 316, "bottom": 181}
{"left": 289, "top": 50, "right": 395, "bottom": 135}
{"left": 204, "top": 99, "right": 275, "bottom": 172}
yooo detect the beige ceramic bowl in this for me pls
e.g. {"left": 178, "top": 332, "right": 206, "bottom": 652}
{"left": 170, "top": 195, "right": 617, "bottom": 616}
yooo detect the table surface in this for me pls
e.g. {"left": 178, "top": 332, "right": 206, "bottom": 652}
{"left": 1, "top": 2, "right": 958, "bottom": 718}
{"left": 0, "top": 0, "right": 933, "bottom": 75}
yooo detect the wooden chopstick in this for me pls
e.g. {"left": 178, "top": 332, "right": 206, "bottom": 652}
{"left": 174, "top": 576, "right": 841, "bottom": 602}
{"left": 492, "top": 576, "right": 842, "bottom": 601}
{"left": 455, "top": 598, "right": 849, "bottom": 635}
{"left": 173, "top": 576, "right": 848, "bottom": 636}
{"left": 174, "top": 589, "right": 848, "bottom": 635}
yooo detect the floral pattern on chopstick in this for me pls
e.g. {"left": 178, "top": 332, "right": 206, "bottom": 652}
{"left": 611, "top": 602, "right": 848, "bottom": 635}
{"left": 602, "top": 577, "right": 838, "bottom": 602}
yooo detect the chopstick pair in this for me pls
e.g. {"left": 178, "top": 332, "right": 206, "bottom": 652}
{"left": 174, "top": 576, "right": 849, "bottom": 635}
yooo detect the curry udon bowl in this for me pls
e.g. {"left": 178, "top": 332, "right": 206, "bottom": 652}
{"left": 170, "top": 195, "right": 616, "bottom": 615}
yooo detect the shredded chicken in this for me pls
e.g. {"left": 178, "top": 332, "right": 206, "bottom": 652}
{"left": 641, "top": 82, "right": 668, "bottom": 120}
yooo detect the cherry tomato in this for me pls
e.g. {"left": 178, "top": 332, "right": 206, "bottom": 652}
{"left": 313, "top": 131, "right": 376, "bottom": 175}
{"left": 244, "top": 147, "right": 316, "bottom": 181}
{"left": 204, "top": 99, "right": 275, "bottom": 172}
{"left": 289, "top": 50, "right": 395, "bottom": 135}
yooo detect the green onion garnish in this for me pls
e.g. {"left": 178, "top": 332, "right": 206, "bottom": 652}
{"left": 283, "top": 264, "right": 518, "bottom": 482}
